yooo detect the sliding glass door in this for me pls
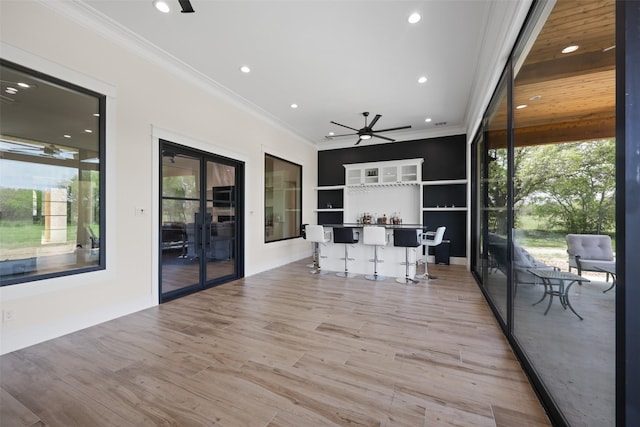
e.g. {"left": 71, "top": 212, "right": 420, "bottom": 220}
{"left": 159, "top": 141, "right": 243, "bottom": 302}
{"left": 471, "top": 1, "right": 617, "bottom": 425}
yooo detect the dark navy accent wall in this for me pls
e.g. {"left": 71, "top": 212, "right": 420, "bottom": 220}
{"left": 318, "top": 134, "right": 466, "bottom": 186}
{"left": 318, "top": 134, "right": 467, "bottom": 257}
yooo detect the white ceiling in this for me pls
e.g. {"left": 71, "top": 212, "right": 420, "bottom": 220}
{"left": 69, "top": 0, "right": 530, "bottom": 149}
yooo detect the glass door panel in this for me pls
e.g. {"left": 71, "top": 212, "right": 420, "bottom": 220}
{"left": 205, "top": 161, "right": 236, "bottom": 282}
{"left": 483, "top": 77, "right": 509, "bottom": 323}
{"left": 160, "top": 142, "right": 243, "bottom": 302}
{"left": 347, "top": 169, "right": 362, "bottom": 185}
{"left": 510, "top": 1, "right": 616, "bottom": 425}
{"left": 381, "top": 166, "right": 397, "bottom": 183}
{"left": 161, "top": 151, "right": 201, "bottom": 295}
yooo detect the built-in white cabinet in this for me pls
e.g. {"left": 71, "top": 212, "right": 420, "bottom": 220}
{"left": 347, "top": 169, "right": 363, "bottom": 185}
{"left": 344, "top": 158, "right": 423, "bottom": 186}
{"left": 316, "top": 158, "right": 468, "bottom": 229}
{"left": 341, "top": 159, "right": 424, "bottom": 224}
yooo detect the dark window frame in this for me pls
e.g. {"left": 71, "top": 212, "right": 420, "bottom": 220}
{"left": 0, "top": 59, "right": 106, "bottom": 287}
{"left": 264, "top": 153, "right": 302, "bottom": 243}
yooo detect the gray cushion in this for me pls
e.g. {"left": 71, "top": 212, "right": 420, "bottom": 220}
{"left": 566, "top": 234, "right": 614, "bottom": 261}
{"left": 513, "top": 243, "right": 536, "bottom": 267}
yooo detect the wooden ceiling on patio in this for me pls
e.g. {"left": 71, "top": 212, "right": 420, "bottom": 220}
{"left": 488, "top": 0, "right": 615, "bottom": 148}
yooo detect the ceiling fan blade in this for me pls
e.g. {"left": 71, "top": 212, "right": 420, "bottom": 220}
{"left": 354, "top": 138, "right": 363, "bottom": 145}
{"left": 326, "top": 132, "right": 358, "bottom": 138}
{"left": 373, "top": 125, "right": 412, "bottom": 133}
{"left": 179, "top": 0, "right": 195, "bottom": 13}
{"left": 330, "top": 121, "right": 359, "bottom": 132}
{"left": 368, "top": 114, "right": 381, "bottom": 129}
{"left": 372, "top": 134, "right": 396, "bottom": 142}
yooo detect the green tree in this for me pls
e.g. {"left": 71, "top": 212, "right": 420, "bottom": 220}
{"left": 520, "top": 139, "right": 615, "bottom": 234}
{"left": 487, "top": 146, "right": 549, "bottom": 234}
{"left": 486, "top": 147, "right": 508, "bottom": 234}
{"left": 0, "top": 188, "right": 33, "bottom": 222}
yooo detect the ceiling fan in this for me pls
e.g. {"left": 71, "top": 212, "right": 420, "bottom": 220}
{"left": 0, "top": 139, "right": 76, "bottom": 160}
{"left": 326, "top": 112, "right": 412, "bottom": 145}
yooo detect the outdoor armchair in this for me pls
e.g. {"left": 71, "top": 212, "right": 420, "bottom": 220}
{"left": 566, "top": 234, "right": 615, "bottom": 280}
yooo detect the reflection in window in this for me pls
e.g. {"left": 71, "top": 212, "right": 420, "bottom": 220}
{"left": 511, "top": 1, "right": 615, "bottom": 426}
{"left": 482, "top": 76, "right": 509, "bottom": 323}
{"left": 0, "top": 60, "right": 104, "bottom": 286}
{"left": 265, "top": 154, "right": 301, "bottom": 242}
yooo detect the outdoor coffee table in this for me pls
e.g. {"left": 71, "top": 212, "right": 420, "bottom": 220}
{"left": 528, "top": 269, "right": 590, "bottom": 320}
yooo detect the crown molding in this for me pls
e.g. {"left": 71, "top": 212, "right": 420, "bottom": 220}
{"left": 463, "top": 0, "right": 534, "bottom": 142}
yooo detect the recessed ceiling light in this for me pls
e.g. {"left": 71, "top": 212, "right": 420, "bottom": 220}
{"left": 408, "top": 12, "right": 421, "bottom": 24}
{"left": 84, "top": 129, "right": 93, "bottom": 133}
{"left": 529, "top": 95, "right": 542, "bottom": 101}
{"left": 240, "top": 65, "right": 251, "bottom": 73}
{"left": 17, "top": 82, "right": 30, "bottom": 88}
{"left": 516, "top": 104, "right": 527, "bottom": 110}
{"left": 329, "top": 132, "right": 335, "bottom": 136}
{"left": 5, "top": 87, "right": 18, "bottom": 94}
{"left": 290, "top": 103, "right": 298, "bottom": 109}
{"left": 153, "top": 0, "right": 170, "bottom": 13}
{"left": 561, "top": 45, "right": 579, "bottom": 54}
{"left": 63, "top": 134, "right": 71, "bottom": 138}
{"left": 425, "top": 118, "right": 432, "bottom": 123}
{"left": 418, "top": 76, "right": 428, "bottom": 84}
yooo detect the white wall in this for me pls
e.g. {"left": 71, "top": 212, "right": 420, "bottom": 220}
{"left": 0, "top": 1, "right": 317, "bottom": 354}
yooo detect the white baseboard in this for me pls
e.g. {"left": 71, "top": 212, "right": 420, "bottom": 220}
{"left": 0, "top": 296, "right": 154, "bottom": 355}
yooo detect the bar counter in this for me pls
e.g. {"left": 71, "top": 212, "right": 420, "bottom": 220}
{"left": 323, "top": 223, "right": 427, "bottom": 229}
{"left": 315, "top": 224, "right": 427, "bottom": 278}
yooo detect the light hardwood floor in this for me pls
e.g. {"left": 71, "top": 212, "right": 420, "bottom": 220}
{"left": 0, "top": 260, "right": 550, "bottom": 426}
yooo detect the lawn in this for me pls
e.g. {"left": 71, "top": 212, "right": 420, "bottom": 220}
{"left": 0, "top": 221, "right": 79, "bottom": 250}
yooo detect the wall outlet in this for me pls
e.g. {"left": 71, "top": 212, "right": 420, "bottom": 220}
{"left": 3, "top": 309, "right": 15, "bottom": 323}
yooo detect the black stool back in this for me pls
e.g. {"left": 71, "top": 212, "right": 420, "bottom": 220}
{"left": 333, "top": 227, "right": 359, "bottom": 244}
{"left": 333, "top": 227, "right": 359, "bottom": 278}
{"left": 393, "top": 228, "right": 421, "bottom": 284}
{"left": 393, "top": 228, "right": 420, "bottom": 247}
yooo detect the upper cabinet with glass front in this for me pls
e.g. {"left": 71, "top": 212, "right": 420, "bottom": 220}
{"left": 344, "top": 158, "right": 423, "bottom": 186}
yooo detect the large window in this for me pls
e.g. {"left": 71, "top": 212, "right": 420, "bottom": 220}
{"left": 264, "top": 154, "right": 301, "bottom": 242}
{"left": 472, "top": 1, "right": 616, "bottom": 426}
{"left": 483, "top": 74, "right": 510, "bottom": 325}
{"left": 0, "top": 60, "right": 105, "bottom": 286}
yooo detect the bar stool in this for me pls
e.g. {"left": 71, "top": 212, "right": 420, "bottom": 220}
{"left": 333, "top": 227, "right": 359, "bottom": 278}
{"left": 363, "top": 226, "right": 387, "bottom": 281}
{"left": 302, "top": 224, "right": 314, "bottom": 268}
{"left": 393, "top": 228, "right": 422, "bottom": 284}
{"left": 420, "top": 226, "right": 446, "bottom": 279}
{"left": 305, "top": 225, "right": 331, "bottom": 274}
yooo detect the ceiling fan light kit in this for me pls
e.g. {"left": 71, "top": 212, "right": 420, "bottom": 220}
{"left": 327, "top": 112, "right": 412, "bottom": 145}
{"left": 153, "top": 0, "right": 170, "bottom": 13}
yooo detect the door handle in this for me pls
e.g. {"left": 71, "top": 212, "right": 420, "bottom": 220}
{"left": 195, "top": 223, "right": 202, "bottom": 250}
{"left": 204, "top": 222, "right": 212, "bottom": 249}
